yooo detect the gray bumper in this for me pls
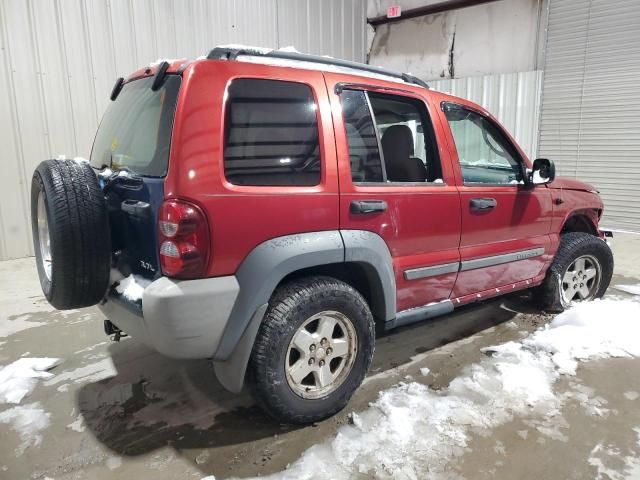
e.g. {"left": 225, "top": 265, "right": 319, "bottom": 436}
{"left": 99, "top": 275, "right": 239, "bottom": 359}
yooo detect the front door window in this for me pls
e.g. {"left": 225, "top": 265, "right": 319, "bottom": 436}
{"left": 443, "top": 103, "right": 523, "bottom": 185}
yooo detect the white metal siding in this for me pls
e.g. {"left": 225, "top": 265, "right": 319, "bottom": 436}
{"left": 0, "top": 0, "right": 366, "bottom": 261}
{"left": 539, "top": 0, "right": 640, "bottom": 230}
{"left": 431, "top": 70, "right": 544, "bottom": 160}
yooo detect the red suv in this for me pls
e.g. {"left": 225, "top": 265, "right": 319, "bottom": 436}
{"left": 31, "top": 47, "right": 613, "bottom": 423}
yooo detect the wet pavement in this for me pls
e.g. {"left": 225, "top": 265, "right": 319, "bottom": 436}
{"left": 1, "top": 233, "right": 639, "bottom": 479}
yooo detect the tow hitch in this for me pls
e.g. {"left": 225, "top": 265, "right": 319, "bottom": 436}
{"left": 104, "top": 319, "right": 127, "bottom": 341}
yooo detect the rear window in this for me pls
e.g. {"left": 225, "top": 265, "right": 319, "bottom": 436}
{"left": 90, "top": 75, "right": 181, "bottom": 177}
{"left": 223, "top": 79, "right": 321, "bottom": 186}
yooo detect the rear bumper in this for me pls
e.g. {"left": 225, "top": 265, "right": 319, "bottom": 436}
{"left": 99, "top": 275, "right": 239, "bottom": 359}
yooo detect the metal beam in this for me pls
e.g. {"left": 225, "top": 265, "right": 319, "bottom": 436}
{"left": 368, "top": 0, "right": 502, "bottom": 26}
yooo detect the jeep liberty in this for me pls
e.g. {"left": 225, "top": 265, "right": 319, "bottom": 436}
{"left": 31, "top": 47, "right": 614, "bottom": 423}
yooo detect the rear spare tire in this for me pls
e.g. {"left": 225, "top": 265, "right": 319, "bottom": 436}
{"left": 31, "top": 159, "right": 111, "bottom": 309}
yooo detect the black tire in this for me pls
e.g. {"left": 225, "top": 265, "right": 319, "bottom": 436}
{"left": 31, "top": 159, "right": 111, "bottom": 310}
{"left": 536, "top": 232, "right": 613, "bottom": 312}
{"left": 249, "top": 276, "right": 375, "bottom": 424}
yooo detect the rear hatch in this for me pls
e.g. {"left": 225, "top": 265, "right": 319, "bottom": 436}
{"left": 90, "top": 74, "right": 181, "bottom": 303}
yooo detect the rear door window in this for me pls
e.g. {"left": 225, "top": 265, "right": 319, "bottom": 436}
{"left": 339, "top": 89, "right": 442, "bottom": 184}
{"left": 90, "top": 75, "right": 180, "bottom": 177}
{"left": 223, "top": 79, "right": 320, "bottom": 186}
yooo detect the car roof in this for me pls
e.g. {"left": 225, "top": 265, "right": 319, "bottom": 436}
{"left": 122, "top": 49, "right": 491, "bottom": 123}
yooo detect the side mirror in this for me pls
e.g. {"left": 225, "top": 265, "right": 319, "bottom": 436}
{"left": 531, "top": 158, "right": 556, "bottom": 185}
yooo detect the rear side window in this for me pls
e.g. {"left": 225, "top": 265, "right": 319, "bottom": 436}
{"left": 224, "top": 79, "right": 320, "bottom": 186}
{"left": 90, "top": 75, "right": 180, "bottom": 176}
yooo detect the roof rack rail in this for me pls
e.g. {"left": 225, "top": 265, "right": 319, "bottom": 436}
{"left": 206, "top": 47, "right": 429, "bottom": 89}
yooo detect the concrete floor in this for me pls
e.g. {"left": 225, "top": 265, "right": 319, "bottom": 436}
{"left": 0, "top": 233, "right": 639, "bottom": 479}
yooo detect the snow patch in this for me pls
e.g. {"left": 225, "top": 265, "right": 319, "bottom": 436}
{"left": 615, "top": 284, "right": 640, "bottom": 296}
{"left": 97, "top": 168, "right": 114, "bottom": 180}
{"left": 0, "top": 315, "right": 46, "bottom": 338}
{"left": 0, "top": 403, "right": 50, "bottom": 454}
{"left": 67, "top": 414, "right": 85, "bottom": 433}
{"left": 624, "top": 391, "right": 639, "bottom": 401}
{"left": 0, "top": 358, "right": 60, "bottom": 404}
{"left": 45, "top": 358, "right": 116, "bottom": 386}
{"left": 245, "top": 299, "right": 640, "bottom": 479}
{"left": 115, "top": 274, "right": 151, "bottom": 302}
{"left": 525, "top": 299, "right": 640, "bottom": 375}
{"left": 419, "top": 367, "right": 430, "bottom": 377}
{"left": 106, "top": 456, "right": 122, "bottom": 470}
{"left": 55, "top": 154, "right": 89, "bottom": 164}
{"left": 588, "top": 430, "right": 640, "bottom": 480}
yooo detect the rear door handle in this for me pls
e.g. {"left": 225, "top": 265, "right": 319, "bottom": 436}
{"left": 350, "top": 200, "right": 387, "bottom": 214}
{"left": 470, "top": 198, "right": 497, "bottom": 210}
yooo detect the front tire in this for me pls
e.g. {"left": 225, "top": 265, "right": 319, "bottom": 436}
{"left": 249, "top": 276, "right": 375, "bottom": 424}
{"left": 537, "top": 232, "right": 613, "bottom": 312}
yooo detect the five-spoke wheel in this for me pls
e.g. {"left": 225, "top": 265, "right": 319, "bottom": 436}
{"left": 561, "top": 254, "right": 601, "bottom": 303}
{"left": 285, "top": 311, "right": 357, "bottom": 399}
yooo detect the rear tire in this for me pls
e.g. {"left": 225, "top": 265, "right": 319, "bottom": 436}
{"left": 31, "top": 159, "right": 111, "bottom": 309}
{"left": 249, "top": 276, "right": 375, "bottom": 424}
{"left": 536, "top": 232, "right": 613, "bottom": 312}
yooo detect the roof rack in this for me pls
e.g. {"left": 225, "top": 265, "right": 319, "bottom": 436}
{"left": 206, "top": 47, "right": 430, "bottom": 89}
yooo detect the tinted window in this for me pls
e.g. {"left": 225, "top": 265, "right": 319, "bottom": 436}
{"left": 90, "top": 75, "right": 180, "bottom": 176}
{"left": 339, "top": 90, "right": 384, "bottom": 182}
{"left": 443, "top": 104, "right": 523, "bottom": 185}
{"left": 340, "top": 90, "right": 442, "bottom": 183}
{"left": 224, "top": 79, "right": 320, "bottom": 186}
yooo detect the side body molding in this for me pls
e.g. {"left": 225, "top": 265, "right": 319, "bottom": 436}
{"left": 213, "top": 230, "right": 396, "bottom": 393}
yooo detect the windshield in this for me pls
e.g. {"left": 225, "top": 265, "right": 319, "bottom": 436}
{"left": 90, "top": 75, "right": 181, "bottom": 176}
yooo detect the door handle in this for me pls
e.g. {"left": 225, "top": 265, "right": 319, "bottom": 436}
{"left": 350, "top": 200, "right": 387, "bottom": 214}
{"left": 470, "top": 198, "right": 497, "bottom": 210}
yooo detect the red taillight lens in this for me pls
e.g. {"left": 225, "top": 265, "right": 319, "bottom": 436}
{"left": 158, "top": 200, "right": 210, "bottom": 278}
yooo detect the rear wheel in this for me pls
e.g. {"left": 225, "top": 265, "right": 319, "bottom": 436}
{"left": 249, "top": 276, "right": 375, "bottom": 424}
{"left": 536, "top": 232, "right": 613, "bottom": 312}
{"left": 31, "top": 159, "right": 111, "bottom": 309}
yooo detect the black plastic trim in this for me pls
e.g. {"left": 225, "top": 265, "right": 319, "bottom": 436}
{"left": 110, "top": 77, "right": 124, "bottom": 101}
{"left": 151, "top": 61, "right": 170, "bottom": 91}
{"left": 207, "top": 47, "right": 430, "bottom": 89}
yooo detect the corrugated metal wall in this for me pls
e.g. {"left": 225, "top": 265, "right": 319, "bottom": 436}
{"left": 0, "top": 0, "right": 367, "bottom": 261}
{"left": 431, "top": 70, "right": 544, "bottom": 160}
{"left": 538, "top": 0, "right": 640, "bottom": 231}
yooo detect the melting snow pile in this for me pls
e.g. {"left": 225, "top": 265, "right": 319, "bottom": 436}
{"left": 250, "top": 299, "right": 640, "bottom": 480}
{"left": 0, "top": 357, "right": 60, "bottom": 404}
{"left": 0, "top": 403, "right": 51, "bottom": 454}
{"left": 0, "top": 357, "right": 59, "bottom": 454}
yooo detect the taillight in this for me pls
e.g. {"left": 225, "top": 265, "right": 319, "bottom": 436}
{"left": 158, "top": 200, "right": 210, "bottom": 278}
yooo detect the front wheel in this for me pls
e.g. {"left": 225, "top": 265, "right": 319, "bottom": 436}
{"left": 536, "top": 232, "right": 614, "bottom": 312}
{"left": 248, "top": 276, "right": 375, "bottom": 424}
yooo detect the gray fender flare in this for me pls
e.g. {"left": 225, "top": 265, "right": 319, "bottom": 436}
{"left": 341, "top": 230, "right": 396, "bottom": 322}
{"left": 213, "top": 230, "right": 395, "bottom": 393}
